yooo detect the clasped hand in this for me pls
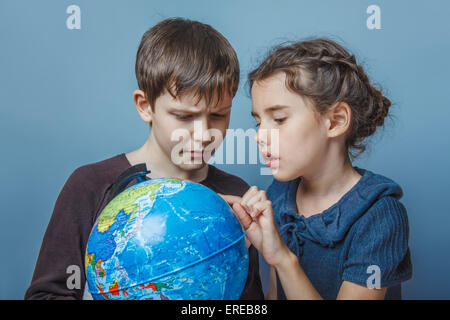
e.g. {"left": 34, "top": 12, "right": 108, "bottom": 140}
{"left": 219, "top": 186, "right": 291, "bottom": 268}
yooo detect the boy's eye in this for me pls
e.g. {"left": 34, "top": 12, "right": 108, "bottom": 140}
{"left": 174, "top": 114, "right": 193, "bottom": 120}
{"left": 210, "top": 113, "right": 227, "bottom": 118}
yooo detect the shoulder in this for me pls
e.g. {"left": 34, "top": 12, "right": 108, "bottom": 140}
{"left": 343, "top": 196, "right": 412, "bottom": 286}
{"left": 67, "top": 153, "right": 129, "bottom": 190}
{"left": 363, "top": 196, "right": 408, "bottom": 225}
{"left": 58, "top": 153, "right": 130, "bottom": 215}
{"left": 45, "top": 154, "right": 130, "bottom": 239}
{"left": 205, "top": 165, "right": 250, "bottom": 197}
{"left": 351, "top": 196, "right": 409, "bottom": 240}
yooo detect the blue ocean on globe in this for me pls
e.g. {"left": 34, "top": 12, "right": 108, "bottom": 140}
{"left": 85, "top": 177, "right": 249, "bottom": 300}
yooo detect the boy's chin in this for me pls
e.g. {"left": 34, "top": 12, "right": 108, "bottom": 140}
{"left": 177, "top": 160, "right": 208, "bottom": 170}
{"left": 172, "top": 152, "right": 210, "bottom": 170}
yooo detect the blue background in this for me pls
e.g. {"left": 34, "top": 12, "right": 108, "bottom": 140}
{"left": 1, "top": 0, "right": 449, "bottom": 299}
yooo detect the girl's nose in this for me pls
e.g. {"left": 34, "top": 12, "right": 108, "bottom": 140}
{"left": 256, "top": 127, "right": 280, "bottom": 156}
{"left": 255, "top": 127, "right": 268, "bottom": 147}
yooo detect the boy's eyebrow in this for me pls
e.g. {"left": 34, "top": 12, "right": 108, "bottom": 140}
{"left": 169, "top": 105, "right": 232, "bottom": 113}
{"left": 211, "top": 105, "right": 232, "bottom": 113}
{"left": 251, "top": 105, "right": 290, "bottom": 117}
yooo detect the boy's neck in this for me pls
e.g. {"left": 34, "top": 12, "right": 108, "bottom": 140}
{"left": 125, "top": 138, "right": 209, "bottom": 183}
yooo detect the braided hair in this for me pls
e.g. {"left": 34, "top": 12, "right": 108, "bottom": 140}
{"left": 248, "top": 38, "right": 391, "bottom": 158}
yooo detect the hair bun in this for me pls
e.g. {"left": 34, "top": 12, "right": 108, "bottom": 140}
{"left": 370, "top": 86, "right": 391, "bottom": 128}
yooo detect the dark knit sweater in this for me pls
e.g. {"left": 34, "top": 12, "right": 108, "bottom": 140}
{"left": 25, "top": 153, "right": 264, "bottom": 300}
{"left": 267, "top": 167, "right": 412, "bottom": 300}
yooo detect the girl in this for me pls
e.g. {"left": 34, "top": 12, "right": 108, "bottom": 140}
{"left": 221, "top": 39, "right": 412, "bottom": 300}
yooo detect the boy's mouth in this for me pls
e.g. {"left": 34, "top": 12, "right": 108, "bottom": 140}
{"left": 185, "top": 150, "right": 204, "bottom": 158}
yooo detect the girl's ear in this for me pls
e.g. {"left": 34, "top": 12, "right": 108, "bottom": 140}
{"left": 325, "top": 102, "right": 352, "bottom": 138}
{"left": 133, "top": 89, "right": 153, "bottom": 124}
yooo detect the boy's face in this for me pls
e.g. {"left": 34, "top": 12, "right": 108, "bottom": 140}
{"left": 147, "top": 89, "right": 232, "bottom": 172}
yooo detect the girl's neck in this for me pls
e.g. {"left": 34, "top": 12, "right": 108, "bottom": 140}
{"left": 295, "top": 156, "right": 362, "bottom": 218}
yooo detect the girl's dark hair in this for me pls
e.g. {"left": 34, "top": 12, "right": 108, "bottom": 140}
{"left": 248, "top": 38, "right": 391, "bottom": 158}
{"left": 136, "top": 18, "right": 240, "bottom": 109}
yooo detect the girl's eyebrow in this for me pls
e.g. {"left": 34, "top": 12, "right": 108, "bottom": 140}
{"left": 251, "top": 105, "right": 290, "bottom": 117}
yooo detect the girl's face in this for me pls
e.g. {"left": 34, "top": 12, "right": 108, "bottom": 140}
{"left": 251, "top": 72, "right": 330, "bottom": 181}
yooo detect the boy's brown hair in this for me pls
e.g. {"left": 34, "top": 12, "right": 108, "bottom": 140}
{"left": 135, "top": 18, "right": 240, "bottom": 109}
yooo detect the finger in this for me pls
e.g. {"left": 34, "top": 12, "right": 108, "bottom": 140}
{"left": 246, "top": 190, "right": 267, "bottom": 215}
{"left": 241, "top": 186, "right": 259, "bottom": 212}
{"left": 251, "top": 200, "right": 273, "bottom": 219}
{"left": 232, "top": 202, "right": 253, "bottom": 230}
{"left": 242, "top": 186, "right": 259, "bottom": 203}
{"left": 259, "top": 189, "right": 268, "bottom": 201}
{"left": 248, "top": 202, "right": 263, "bottom": 218}
{"left": 218, "top": 193, "right": 242, "bottom": 206}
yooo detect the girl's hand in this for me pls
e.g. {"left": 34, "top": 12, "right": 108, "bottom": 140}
{"left": 219, "top": 187, "right": 292, "bottom": 267}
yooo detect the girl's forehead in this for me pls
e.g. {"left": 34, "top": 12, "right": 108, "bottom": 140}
{"left": 252, "top": 73, "right": 287, "bottom": 91}
{"left": 252, "top": 74, "right": 296, "bottom": 106}
{"left": 251, "top": 79, "right": 317, "bottom": 119}
{"left": 252, "top": 87, "right": 307, "bottom": 114}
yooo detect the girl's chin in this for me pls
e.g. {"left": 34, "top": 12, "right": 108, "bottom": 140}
{"left": 271, "top": 166, "right": 301, "bottom": 182}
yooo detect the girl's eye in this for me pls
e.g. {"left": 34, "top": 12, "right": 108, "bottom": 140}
{"left": 274, "top": 117, "right": 286, "bottom": 124}
{"left": 254, "top": 122, "right": 260, "bottom": 128}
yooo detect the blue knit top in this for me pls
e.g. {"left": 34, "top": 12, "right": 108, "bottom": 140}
{"left": 267, "top": 167, "right": 413, "bottom": 300}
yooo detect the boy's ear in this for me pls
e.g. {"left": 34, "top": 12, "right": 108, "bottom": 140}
{"left": 324, "top": 102, "right": 352, "bottom": 138}
{"left": 133, "top": 89, "right": 153, "bottom": 124}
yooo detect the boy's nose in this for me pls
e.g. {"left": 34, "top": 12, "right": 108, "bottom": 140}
{"left": 192, "top": 119, "right": 213, "bottom": 144}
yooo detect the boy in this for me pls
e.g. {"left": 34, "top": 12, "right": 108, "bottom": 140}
{"left": 25, "top": 18, "right": 264, "bottom": 300}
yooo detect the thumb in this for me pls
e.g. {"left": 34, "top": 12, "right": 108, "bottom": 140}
{"left": 232, "top": 202, "right": 253, "bottom": 231}
{"left": 218, "top": 193, "right": 242, "bottom": 206}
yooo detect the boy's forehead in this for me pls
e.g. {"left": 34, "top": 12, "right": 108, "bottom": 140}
{"left": 167, "top": 91, "right": 232, "bottom": 112}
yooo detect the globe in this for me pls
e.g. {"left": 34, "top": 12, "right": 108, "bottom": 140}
{"left": 85, "top": 177, "right": 249, "bottom": 300}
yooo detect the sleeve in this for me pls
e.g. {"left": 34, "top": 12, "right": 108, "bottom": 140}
{"left": 24, "top": 167, "right": 101, "bottom": 300}
{"left": 203, "top": 169, "right": 265, "bottom": 299}
{"left": 341, "top": 196, "right": 413, "bottom": 289}
{"left": 226, "top": 177, "right": 265, "bottom": 299}
{"left": 239, "top": 245, "right": 264, "bottom": 300}
{"left": 234, "top": 180, "right": 264, "bottom": 299}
